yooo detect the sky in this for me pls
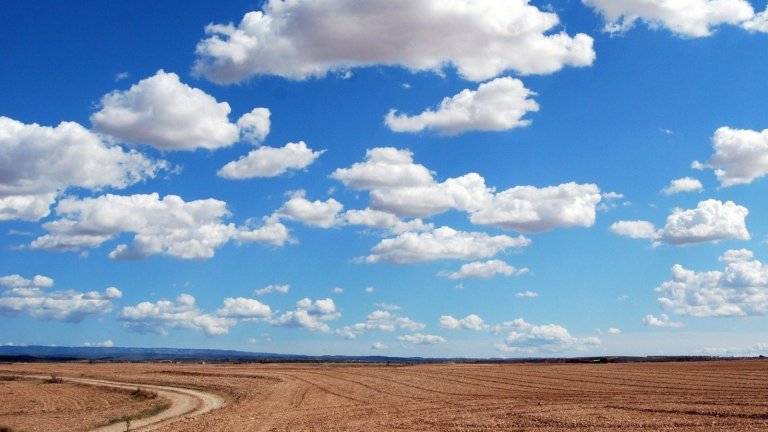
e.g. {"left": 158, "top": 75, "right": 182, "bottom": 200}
{"left": 1, "top": 0, "right": 768, "bottom": 358}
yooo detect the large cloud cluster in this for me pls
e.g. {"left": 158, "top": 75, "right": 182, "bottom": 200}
{"left": 336, "top": 310, "right": 425, "bottom": 339}
{"left": 0, "top": 274, "right": 121, "bottom": 323}
{"left": 654, "top": 250, "right": 768, "bottom": 317}
{"left": 194, "top": 0, "right": 595, "bottom": 83}
{"left": 28, "top": 193, "right": 289, "bottom": 259}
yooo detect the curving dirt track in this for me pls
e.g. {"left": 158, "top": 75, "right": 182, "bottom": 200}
{"left": 2, "top": 360, "right": 768, "bottom": 431}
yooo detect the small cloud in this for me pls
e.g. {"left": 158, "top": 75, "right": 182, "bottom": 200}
{"left": 607, "top": 327, "right": 621, "bottom": 334}
{"left": 617, "top": 295, "right": 629, "bottom": 302}
{"left": 115, "top": 72, "right": 130, "bottom": 82}
{"left": 643, "top": 314, "right": 684, "bottom": 328}
{"left": 332, "top": 287, "right": 344, "bottom": 294}
{"left": 660, "top": 128, "right": 673, "bottom": 135}
{"left": 371, "top": 341, "right": 388, "bottom": 350}
{"left": 515, "top": 290, "right": 539, "bottom": 298}
{"left": 254, "top": 284, "right": 290, "bottom": 296}
{"left": 402, "top": 83, "right": 412, "bottom": 89}
{"left": 375, "top": 303, "right": 401, "bottom": 311}
{"left": 365, "top": 287, "right": 375, "bottom": 294}
{"left": 83, "top": 340, "right": 114, "bottom": 348}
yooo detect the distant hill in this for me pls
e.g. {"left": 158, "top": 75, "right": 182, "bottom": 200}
{"left": 0, "top": 345, "right": 758, "bottom": 364}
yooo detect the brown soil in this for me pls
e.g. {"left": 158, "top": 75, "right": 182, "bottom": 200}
{"left": 0, "top": 375, "right": 168, "bottom": 432}
{"left": 2, "top": 360, "right": 768, "bottom": 431}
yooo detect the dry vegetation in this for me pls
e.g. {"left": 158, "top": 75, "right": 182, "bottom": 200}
{"left": 0, "top": 374, "right": 169, "bottom": 432}
{"left": 2, "top": 360, "right": 768, "bottom": 431}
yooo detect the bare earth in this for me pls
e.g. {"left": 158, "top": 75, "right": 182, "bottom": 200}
{"left": 2, "top": 360, "right": 768, "bottom": 431}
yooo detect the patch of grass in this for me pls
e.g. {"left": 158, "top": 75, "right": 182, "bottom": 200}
{"left": 45, "top": 374, "right": 63, "bottom": 384}
{"left": 130, "top": 387, "right": 158, "bottom": 401}
{"left": 102, "top": 399, "right": 171, "bottom": 427}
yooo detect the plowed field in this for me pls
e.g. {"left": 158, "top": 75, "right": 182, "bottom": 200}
{"left": 0, "top": 375, "right": 169, "bottom": 432}
{"left": 2, "top": 360, "right": 767, "bottom": 431}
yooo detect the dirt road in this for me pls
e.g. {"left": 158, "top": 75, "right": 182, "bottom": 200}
{"left": 17, "top": 374, "right": 224, "bottom": 431}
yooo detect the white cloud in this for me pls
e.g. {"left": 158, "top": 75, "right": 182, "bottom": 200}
{"left": 236, "top": 107, "right": 271, "bottom": 144}
{"left": 332, "top": 287, "right": 344, "bottom": 294}
{"left": 693, "top": 127, "right": 768, "bottom": 187}
{"left": 216, "top": 297, "right": 272, "bottom": 320}
{"left": 27, "top": 193, "right": 289, "bottom": 259}
{"left": 91, "top": 70, "right": 266, "bottom": 151}
{"left": 270, "top": 298, "right": 341, "bottom": 332}
{"left": 609, "top": 220, "right": 659, "bottom": 239}
{"left": 495, "top": 318, "right": 601, "bottom": 353}
{"left": 83, "top": 340, "right": 114, "bottom": 348}
{"left": 607, "top": 327, "right": 621, "bottom": 335}
{"left": 336, "top": 310, "right": 425, "bottom": 339}
{"left": 744, "top": 6, "right": 768, "bottom": 32}
{"left": 643, "top": 313, "right": 685, "bottom": 328}
{"left": 0, "top": 116, "right": 164, "bottom": 221}
{"left": 343, "top": 208, "right": 434, "bottom": 235}
{"left": 364, "top": 226, "right": 530, "bottom": 264}
{"left": 663, "top": 177, "right": 703, "bottom": 195}
{"left": 120, "top": 294, "right": 235, "bottom": 336}
{"left": 331, "top": 148, "right": 435, "bottom": 190}
{"left": 333, "top": 148, "right": 603, "bottom": 231}
{"left": 610, "top": 199, "right": 750, "bottom": 246}
{"left": 385, "top": 77, "right": 539, "bottom": 135}
{"left": 515, "top": 290, "right": 539, "bottom": 298}
{"left": 371, "top": 342, "right": 388, "bottom": 350}
{"left": 254, "top": 284, "right": 290, "bottom": 296}
{"left": 218, "top": 141, "right": 324, "bottom": 179}
{"left": 470, "top": 182, "right": 602, "bottom": 233}
{"left": 194, "top": 0, "right": 595, "bottom": 83}
{"left": 439, "top": 259, "right": 528, "bottom": 279}
{"left": 0, "top": 275, "right": 121, "bottom": 323}
{"left": 275, "top": 190, "right": 343, "bottom": 228}
{"left": 439, "top": 314, "right": 487, "bottom": 331}
{"left": 654, "top": 251, "right": 768, "bottom": 317}
{"left": 364, "top": 287, "right": 375, "bottom": 294}
{"left": 0, "top": 275, "right": 54, "bottom": 289}
{"left": 583, "top": 0, "right": 755, "bottom": 37}
{"left": 397, "top": 333, "right": 446, "bottom": 345}
{"left": 719, "top": 248, "right": 754, "bottom": 263}
{"left": 375, "top": 303, "right": 401, "bottom": 311}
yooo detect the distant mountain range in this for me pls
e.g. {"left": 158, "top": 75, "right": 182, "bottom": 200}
{"left": 0, "top": 345, "right": 757, "bottom": 364}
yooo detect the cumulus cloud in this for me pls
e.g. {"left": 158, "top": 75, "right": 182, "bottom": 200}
{"left": 216, "top": 297, "right": 272, "bottom": 320}
{"left": 275, "top": 190, "right": 343, "bottom": 228}
{"left": 364, "top": 226, "right": 530, "bottom": 264}
{"left": 583, "top": 0, "right": 755, "bottom": 37}
{"left": 27, "top": 193, "right": 289, "bottom": 259}
{"left": 654, "top": 250, "right": 768, "bottom": 317}
{"left": 693, "top": 127, "right": 768, "bottom": 187}
{"left": 385, "top": 77, "right": 539, "bottom": 135}
{"left": 439, "top": 260, "right": 528, "bottom": 279}
{"left": 194, "top": 0, "right": 595, "bottom": 83}
{"left": 744, "top": 6, "right": 768, "bottom": 32}
{"left": 397, "top": 333, "right": 446, "bottom": 345}
{"left": 218, "top": 141, "right": 325, "bottom": 179}
{"left": 371, "top": 342, "right": 388, "bottom": 350}
{"left": 0, "top": 275, "right": 121, "bottom": 323}
{"left": 120, "top": 294, "right": 235, "bottom": 336}
{"left": 607, "top": 327, "right": 621, "bottom": 334}
{"left": 469, "top": 182, "right": 602, "bottom": 233}
{"left": 643, "top": 313, "right": 685, "bottom": 328}
{"left": 0, "top": 116, "right": 164, "bottom": 221}
{"left": 270, "top": 298, "right": 341, "bottom": 332}
{"left": 336, "top": 310, "right": 425, "bottom": 339}
{"left": 343, "top": 208, "right": 434, "bottom": 235}
{"left": 332, "top": 148, "right": 602, "bottom": 231}
{"left": 254, "top": 284, "right": 290, "bottom": 296}
{"left": 91, "top": 70, "right": 268, "bottom": 151}
{"left": 495, "top": 318, "right": 601, "bottom": 353}
{"left": 439, "top": 314, "right": 487, "bottom": 331}
{"left": 663, "top": 177, "right": 703, "bottom": 195}
{"left": 610, "top": 199, "right": 750, "bottom": 246}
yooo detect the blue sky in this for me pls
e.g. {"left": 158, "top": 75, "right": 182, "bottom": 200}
{"left": 2, "top": 0, "right": 768, "bottom": 357}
